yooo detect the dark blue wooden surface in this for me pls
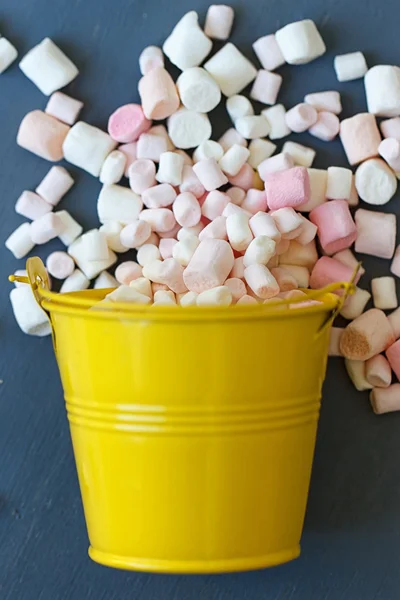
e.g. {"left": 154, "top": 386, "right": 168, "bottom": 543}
{"left": 1, "top": 1, "right": 400, "bottom": 598}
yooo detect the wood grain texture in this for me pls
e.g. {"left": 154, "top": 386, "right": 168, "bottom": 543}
{"left": 1, "top": 0, "right": 400, "bottom": 598}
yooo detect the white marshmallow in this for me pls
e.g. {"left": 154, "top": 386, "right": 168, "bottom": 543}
{"left": 204, "top": 42, "right": 257, "bottom": 97}
{"left": 120, "top": 220, "right": 151, "bottom": 249}
{"left": 139, "top": 46, "right": 164, "bottom": 75}
{"left": 249, "top": 212, "right": 281, "bottom": 241}
{"left": 136, "top": 133, "right": 168, "bottom": 162}
{"left": 244, "top": 264, "right": 280, "bottom": 299}
{"left": 46, "top": 251, "right": 75, "bottom": 279}
{"left": 226, "top": 95, "right": 254, "bottom": 122}
{"left": 177, "top": 223, "right": 204, "bottom": 240}
{"left": 129, "top": 277, "right": 152, "bottom": 298}
{"left": 94, "top": 271, "right": 119, "bottom": 289}
{"left": 257, "top": 153, "right": 294, "bottom": 180}
{"left": 35, "top": 166, "right": 74, "bottom": 206}
{"left": 218, "top": 144, "right": 250, "bottom": 176}
{"left": 167, "top": 108, "right": 212, "bottom": 149}
{"left": 153, "top": 290, "right": 177, "bottom": 306}
{"left": 226, "top": 187, "right": 245, "bottom": 205}
{"left": 378, "top": 138, "right": 400, "bottom": 172}
{"left": 275, "top": 19, "right": 325, "bottom": 65}
{"left": 0, "top": 38, "right": 18, "bottom": 73}
{"left": 204, "top": 5, "right": 235, "bottom": 40}
{"left": 355, "top": 158, "right": 397, "bottom": 205}
{"left": 10, "top": 286, "right": 51, "bottom": 336}
{"left": 304, "top": 90, "right": 342, "bottom": 114}
{"left": 278, "top": 265, "right": 309, "bottom": 288}
{"left": 30, "top": 213, "right": 64, "bottom": 244}
{"left": 226, "top": 213, "right": 253, "bottom": 251}
{"left": 243, "top": 236, "right": 276, "bottom": 267}
{"left": 179, "top": 291, "right": 198, "bottom": 306}
{"left": 100, "top": 150, "right": 126, "bottom": 185}
{"left": 163, "top": 11, "right": 212, "bottom": 71}
{"left": 173, "top": 236, "right": 200, "bottom": 267}
{"left": 334, "top": 52, "right": 367, "bottom": 82}
{"left": 148, "top": 125, "right": 175, "bottom": 152}
{"left": 68, "top": 235, "right": 117, "bottom": 280}
{"left": 298, "top": 168, "right": 327, "bottom": 212}
{"left": 340, "top": 287, "right": 371, "bottom": 320}
{"left": 326, "top": 166, "right": 353, "bottom": 200}
{"left": 137, "top": 244, "right": 162, "bottom": 267}
{"left": 345, "top": 360, "right": 372, "bottom": 392}
{"left": 156, "top": 151, "right": 184, "bottom": 186}
{"left": 261, "top": 104, "right": 291, "bottom": 140}
{"left": 105, "top": 286, "right": 151, "bottom": 305}
{"left": 247, "top": 138, "right": 276, "bottom": 169}
{"left": 56, "top": 210, "right": 83, "bottom": 246}
{"left": 98, "top": 222, "right": 127, "bottom": 253}
{"left": 365, "top": 66, "right": 400, "bottom": 117}
{"left": 252, "top": 34, "right": 285, "bottom": 71}
{"left": 235, "top": 115, "right": 270, "bottom": 139}
{"left": 5, "top": 222, "right": 34, "bottom": 258}
{"left": 63, "top": 122, "right": 117, "bottom": 177}
{"left": 271, "top": 208, "right": 303, "bottom": 239}
{"left": 281, "top": 141, "right": 316, "bottom": 167}
{"left": 60, "top": 269, "right": 90, "bottom": 293}
{"left": 97, "top": 184, "right": 143, "bottom": 224}
{"left": 79, "top": 229, "right": 109, "bottom": 260}
{"left": 285, "top": 103, "right": 317, "bottom": 133}
{"left": 15, "top": 191, "right": 52, "bottom": 220}
{"left": 196, "top": 286, "right": 232, "bottom": 306}
{"left": 177, "top": 67, "right": 221, "bottom": 113}
{"left": 19, "top": 38, "right": 78, "bottom": 95}
{"left": 218, "top": 128, "right": 247, "bottom": 152}
{"left": 372, "top": 277, "right": 398, "bottom": 310}
{"left": 193, "top": 141, "right": 224, "bottom": 163}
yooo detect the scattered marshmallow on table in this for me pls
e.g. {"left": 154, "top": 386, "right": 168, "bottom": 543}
{"left": 204, "top": 5, "right": 234, "bottom": 40}
{"left": 118, "top": 143, "right": 138, "bottom": 176}
{"left": 334, "top": 52, "right": 367, "bottom": 82}
{"left": 63, "top": 121, "right": 117, "bottom": 176}
{"left": 365, "top": 355, "right": 392, "bottom": 389}
{"left": 378, "top": 138, "right": 400, "bottom": 172}
{"left": 60, "top": 269, "right": 89, "bottom": 293}
{"left": 388, "top": 307, "right": 400, "bottom": 339}
{"left": 129, "top": 159, "right": 156, "bottom": 194}
{"left": 168, "top": 108, "right": 212, "bottom": 150}
{"left": 247, "top": 139, "right": 276, "bottom": 169}
{"left": 193, "top": 141, "right": 224, "bottom": 164}
{"left": 370, "top": 385, "right": 400, "bottom": 415}
{"left": 252, "top": 34, "right": 285, "bottom": 71}
{"left": 226, "top": 95, "right": 254, "bottom": 122}
{"left": 202, "top": 191, "right": 230, "bottom": 220}
{"left": 386, "top": 339, "right": 400, "bottom": 382}
{"left": 17, "top": 110, "right": 70, "bottom": 162}
{"left": 340, "top": 113, "right": 381, "bottom": 165}
{"left": 355, "top": 208, "right": 396, "bottom": 259}
{"left": 371, "top": 277, "right": 398, "bottom": 310}
{"left": 137, "top": 132, "right": 168, "bottom": 162}
{"left": 177, "top": 67, "right": 221, "bottom": 113}
{"left": 304, "top": 90, "right": 342, "bottom": 114}
{"left": 297, "top": 169, "right": 327, "bottom": 212}
{"left": 19, "top": 38, "right": 78, "bottom": 95}
{"left": 235, "top": 115, "right": 270, "bottom": 139}
{"left": 329, "top": 327, "right": 344, "bottom": 357}
{"left": 139, "top": 208, "right": 176, "bottom": 233}
{"left": 308, "top": 112, "right": 340, "bottom": 142}
{"left": 57, "top": 210, "right": 83, "bottom": 246}
{"left": 257, "top": 153, "right": 294, "bottom": 180}
{"left": 120, "top": 220, "right": 152, "bottom": 249}
{"left": 30, "top": 213, "right": 64, "bottom": 244}
{"left": 0, "top": 38, "right": 18, "bottom": 73}
{"left": 156, "top": 152, "right": 184, "bottom": 186}
{"left": 340, "top": 309, "right": 394, "bottom": 361}
{"left": 179, "top": 165, "right": 206, "bottom": 198}
{"left": 46, "top": 251, "right": 75, "bottom": 279}
{"left": 281, "top": 141, "right": 315, "bottom": 167}
{"left": 10, "top": 286, "right": 51, "bottom": 337}
{"left": 142, "top": 183, "right": 177, "bottom": 209}
{"left": 261, "top": 105, "right": 290, "bottom": 140}
{"left": 100, "top": 150, "right": 127, "bottom": 185}
{"left": 380, "top": 117, "right": 400, "bottom": 140}
{"left": 275, "top": 19, "right": 326, "bottom": 65}
{"left": 193, "top": 158, "right": 228, "bottom": 191}
{"left": 265, "top": 166, "right": 310, "bottom": 211}
{"left": 15, "top": 191, "right": 51, "bottom": 220}
{"left": 310, "top": 256, "right": 359, "bottom": 290}
{"left": 355, "top": 158, "right": 397, "bottom": 205}
{"left": 333, "top": 249, "right": 364, "bottom": 276}
{"left": 244, "top": 264, "right": 279, "bottom": 299}
{"left": 35, "top": 166, "right": 74, "bottom": 206}
{"left": 163, "top": 11, "right": 212, "bottom": 71}
{"left": 345, "top": 360, "right": 372, "bottom": 392}
{"left": 285, "top": 103, "right": 317, "bottom": 133}
{"left": 139, "top": 46, "right": 164, "bottom": 75}
{"left": 204, "top": 42, "right": 257, "bottom": 97}
{"left": 5, "top": 223, "right": 34, "bottom": 258}
{"left": 138, "top": 67, "right": 180, "bottom": 120}
{"left": 326, "top": 167, "right": 352, "bottom": 200}
{"left": 365, "top": 65, "right": 400, "bottom": 117}
{"left": 108, "top": 104, "right": 151, "bottom": 144}
{"left": 45, "top": 92, "right": 83, "bottom": 125}
{"left": 340, "top": 287, "right": 371, "bottom": 320}
{"left": 250, "top": 70, "right": 282, "bottom": 105}
{"left": 94, "top": 271, "right": 119, "bottom": 290}
{"left": 97, "top": 184, "right": 142, "bottom": 224}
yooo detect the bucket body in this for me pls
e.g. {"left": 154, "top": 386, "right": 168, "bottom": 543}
{"left": 42, "top": 288, "right": 338, "bottom": 573}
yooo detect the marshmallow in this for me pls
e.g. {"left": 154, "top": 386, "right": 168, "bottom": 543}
{"left": 250, "top": 70, "right": 282, "bottom": 105}
{"left": 244, "top": 264, "right": 279, "bottom": 299}
{"left": 139, "top": 46, "right": 164, "bottom": 75}
{"left": 108, "top": 104, "right": 151, "bottom": 144}
{"left": 94, "top": 271, "right": 119, "bottom": 290}
{"left": 179, "top": 165, "right": 206, "bottom": 198}
{"left": 304, "top": 90, "right": 342, "bottom": 114}
{"left": 192, "top": 158, "right": 228, "bottom": 191}
{"left": 155, "top": 238, "right": 175, "bottom": 260}
{"left": 378, "top": 138, "right": 400, "bottom": 172}
{"left": 348, "top": 176, "right": 359, "bottom": 207}
{"left": 365, "top": 65, "right": 400, "bottom": 117}
{"left": 370, "top": 385, "right": 400, "bottom": 414}
{"left": 163, "top": 11, "right": 212, "bottom": 71}
{"left": 218, "top": 128, "right": 247, "bottom": 152}
{"left": 10, "top": 286, "right": 51, "bottom": 337}
{"left": 386, "top": 339, "right": 400, "bottom": 381}
{"left": 308, "top": 111, "right": 340, "bottom": 142}
{"left": 35, "top": 166, "right": 74, "bottom": 206}
{"left": 230, "top": 256, "right": 244, "bottom": 279}
{"left": 270, "top": 267, "right": 298, "bottom": 292}
{"left": 247, "top": 139, "right": 276, "bottom": 168}
{"left": 227, "top": 213, "right": 253, "bottom": 252}
{"left": 0, "top": 38, "right": 18, "bottom": 73}
{"left": 100, "top": 150, "right": 126, "bottom": 185}
{"left": 128, "top": 159, "right": 156, "bottom": 194}
{"left": 98, "top": 184, "right": 143, "bottom": 224}
{"left": 243, "top": 236, "right": 276, "bottom": 267}
{"left": 198, "top": 216, "right": 228, "bottom": 241}
{"left": 201, "top": 191, "right": 230, "bottom": 220}
{"left": 120, "top": 220, "right": 152, "bottom": 248}
{"left": 129, "top": 277, "right": 152, "bottom": 298}
{"left": 103, "top": 286, "right": 150, "bottom": 305}
{"left": 222, "top": 202, "right": 251, "bottom": 219}
{"left": 5, "top": 223, "right": 34, "bottom": 258}
{"left": 204, "top": 42, "right": 257, "bottom": 97}
{"left": 183, "top": 238, "right": 234, "bottom": 293}
{"left": 118, "top": 143, "right": 138, "bottom": 176}
{"left": 279, "top": 240, "right": 318, "bottom": 271}
{"left": 257, "top": 153, "right": 294, "bottom": 180}
{"left": 226, "top": 95, "right": 254, "bottom": 122}
{"left": 355, "top": 209, "right": 396, "bottom": 260}
{"left": 46, "top": 251, "right": 75, "bottom": 279}
{"left": 173, "top": 192, "right": 201, "bottom": 227}
{"left": 334, "top": 52, "right": 367, "bottom": 82}
{"left": 137, "top": 132, "right": 168, "bottom": 162}
{"left": 235, "top": 115, "right": 270, "bottom": 139}
{"left": 173, "top": 236, "right": 200, "bottom": 267}
{"left": 326, "top": 166, "right": 352, "bottom": 200}
{"left": 168, "top": 108, "right": 212, "bottom": 150}
{"left": 333, "top": 249, "right": 365, "bottom": 276}
{"left": 137, "top": 244, "right": 162, "bottom": 267}
{"left": 241, "top": 189, "right": 268, "bottom": 214}
{"left": 355, "top": 158, "right": 397, "bottom": 205}
{"left": 380, "top": 117, "right": 400, "bottom": 140}
{"left": 148, "top": 124, "right": 175, "bottom": 152}
{"left": 204, "top": 5, "right": 234, "bottom": 40}
{"left": 143, "top": 258, "right": 187, "bottom": 293}
{"left": 340, "top": 287, "right": 371, "bottom": 320}
{"left": 285, "top": 103, "right": 317, "bottom": 133}
{"left": 193, "top": 141, "right": 224, "bottom": 164}
{"left": 237, "top": 294, "right": 258, "bottom": 305}
{"left": 261, "top": 105, "right": 291, "bottom": 140}
{"left": 31, "top": 213, "right": 64, "bottom": 244}
{"left": 227, "top": 163, "right": 255, "bottom": 190}
{"left": 177, "top": 223, "right": 204, "bottom": 240}
{"left": 388, "top": 307, "right": 400, "bottom": 338}
{"left": 179, "top": 291, "right": 199, "bottom": 306}
{"left": 329, "top": 327, "right": 344, "bottom": 357}
{"left": 45, "top": 92, "right": 83, "bottom": 125}
{"left": 372, "top": 277, "right": 398, "bottom": 310}
{"left": 249, "top": 212, "right": 281, "bottom": 241}
{"left": 115, "top": 262, "right": 143, "bottom": 285}
{"left": 391, "top": 245, "right": 400, "bottom": 278}
{"left": 57, "top": 210, "right": 83, "bottom": 246}
{"left": 139, "top": 208, "right": 176, "bottom": 233}
{"left": 155, "top": 152, "right": 184, "bottom": 186}
{"left": 63, "top": 122, "right": 117, "bottom": 176}
{"left": 76, "top": 230, "right": 109, "bottom": 261}
{"left": 153, "top": 290, "right": 177, "bottom": 306}
{"left": 196, "top": 286, "right": 232, "bottom": 306}
{"left": 340, "top": 113, "right": 381, "bottom": 165}
{"left": 275, "top": 19, "right": 326, "bottom": 65}
{"left": 252, "top": 35, "right": 285, "bottom": 71}
{"left": 224, "top": 277, "right": 246, "bottom": 302}
{"left": 340, "top": 309, "right": 394, "bottom": 361}
{"left": 19, "top": 38, "right": 78, "bottom": 95}
{"left": 281, "top": 141, "right": 315, "bottom": 167}
{"left": 295, "top": 216, "right": 318, "bottom": 245}
{"left": 345, "top": 360, "right": 372, "bottom": 392}
{"left": 60, "top": 269, "right": 90, "bottom": 293}
{"left": 366, "top": 355, "right": 392, "bottom": 388}
{"left": 265, "top": 166, "right": 310, "bottom": 211}
{"left": 15, "top": 191, "right": 51, "bottom": 220}
{"left": 175, "top": 150, "right": 193, "bottom": 166}
{"left": 310, "top": 256, "right": 359, "bottom": 290}
{"left": 278, "top": 265, "right": 309, "bottom": 288}
{"left": 275, "top": 239, "right": 290, "bottom": 256}
{"left": 177, "top": 67, "right": 221, "bottom": 113}
{"left": 17, "top": 110, "right": 70, "bottom": 162}
{"left": 219, "top": 144, "right": 250, "bottom": 176}
{"left": 142, "top": 183, "right": 177, "bottom": 209}
{"left": 138, "top": 67, "right": 180, "bottom": 120}
{"left": 271, "top": 208, "right": 303, "bottom": 239}
{"left": 99, "top": 222, "right": 128, "bottom": 253}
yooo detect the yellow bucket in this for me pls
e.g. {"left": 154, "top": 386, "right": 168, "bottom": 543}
{"left": 12, "top": 257, "right": 353, "bottom": 574}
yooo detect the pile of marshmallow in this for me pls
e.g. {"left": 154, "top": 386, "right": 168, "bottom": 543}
{"left": 5, "top": 7, "right": 400, "bottom": 414}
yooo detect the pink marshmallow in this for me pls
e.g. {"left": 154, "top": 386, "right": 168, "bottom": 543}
{"left": 108, "top": 104, "right": 151, "bottom": 144}
{"left": 30, "top": 213, "right": 64, "bottom": 244}
{"left": 258, "top": 153, "right": 294, "bottom": 181}
{"left": 193, "top": 158, "right": 228, "bottom": 192}
{"left": 244, "top": 264, "right": 279, "bottom": 299}
{"left": 158, "top": 222, "right": 181, "bottom": 239}
{"left": 285, "top": 103, "right": 317, "bottom": 133}
{"left": 137, "top": 133, "right": 168, "bottom": 162}
{"left": 142, "top": 183, "right": 177, "bottom": 208}
{"left": 17, "top": 110, "right": 70, "bottom": 162}
{"left": 183, "top": 239, "right": 234, "bottom": 293}
{"left": 252, "top": 35, "right": 285, "bottom": 71}
{"left": 310, "top": 256, "right": 360, "bottom": 290}
{"left": 249, "top": 211, "right": 281, "bottom": 241}
{"left": 365, "top": 355, "right": 392, "bottom": 388}
{"left": 201, "top": 191, "right": 230, "bottom": 220}
{"left": 159, "top": 238, "right": 177, "bottom": 259}
{"left": 224, "top": 277, "right": 247, "bottom": 302}
{"left": 115, "top": 261, "right": 143, "bottom": 285}
{"left": 199, "top": 216, "right": 228, "bottom": 241}
{"left": 378, "top": 138, "right": 400, "bottom": 171}
{"left": 237, "top": 294, "right": 258, "bottom": 305}
{"left": 204, "top": 5, "right": 234, "bottom": 40}
{"left": 308, "top": 111, "right": 340, "bottom": 141}
{"left": 179, "top": 165, "right": 206, "bottom": 198}
{"left": 386, "top": 339, "right": 400, "bottom": 380}
{"left": 173, "top": 192, "right": 201, "bottom": 227}
{"left": 144, "top": 258, "right": 187, "bottom": 294}
{"left": 35, "top": 166, "right": 74, "bottom": 206}
{"left": 241, "top": 189, "right": 268, "bottom": 214}
{"left": 120, "top": 220, "right": 152, "bottom": 248}
{"left": 226, "top": 186, "right": 246, "bottom": 205}
{"left": 139, "top": 208, "right": 176, "bottom": 233}
{"left": 118, "top": 143, "right": 137, "bottom": 176}
{"left": 46, "top": 251, "right": 75, "bottom": 279}
{"left": 380, "top": 117, "right": 400, "bottom": 140}
{"left": 15, "top": 191, "right": 52, "bottom": 220}
{"left": 271, "top": 207, "right": 303, "bottom": 239}
{"left": 250, "top": 69, "right": 282, "bottom": 105}
{"left": 304, "top": 91, "right": 342, "bottom": 114}
{"left": 128, "top": 159, "right": 156, "bottom": 194}
{"left": 355, "top": 208, "right": 396, "bottom": 259}
{"left": 138, "top": 66, "right": 180, "bottom": 120}
{"left": 370, "top": 384, "right": 400, "bottom": 414}
{"left": 278, "top": 240, "right": 318, "bottom": 270}
{"left": 310, "top": 200, "right": 357, "bottom": 255}
{"left": 45, "top": 92, "right": 83, "bottom": 125}
{"left": 265, "top": 166, "right": 310, "bottom": 211}
{"left": 227, "top": 163, "right": 254, "bottom": 191}
{"left": 340, "top": 310, "right": 394, "bottom": 361}
{"left": 340, "top": 113, "right": 381, "bottom": 165}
